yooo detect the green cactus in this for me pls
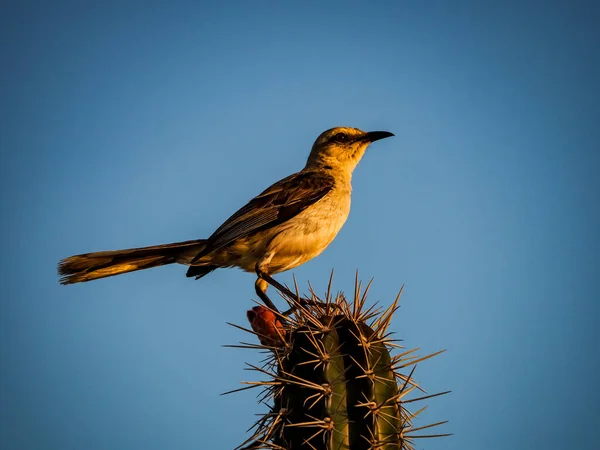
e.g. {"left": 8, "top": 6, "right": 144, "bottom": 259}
{"left": 229, "top": 276, "right": 449, "bottom": 450}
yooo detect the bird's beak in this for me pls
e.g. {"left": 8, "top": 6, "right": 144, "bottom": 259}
{"left": 363, "top": 131, "right": 395, "bottom": 142}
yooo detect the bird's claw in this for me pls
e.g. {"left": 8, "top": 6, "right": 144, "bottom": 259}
{"left": 256, "top": 270, "right": 339, "bottom": 316}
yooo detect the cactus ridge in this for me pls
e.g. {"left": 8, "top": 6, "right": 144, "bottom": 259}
{"left": 228, "top": 274, "right": 450, "bottom": 450}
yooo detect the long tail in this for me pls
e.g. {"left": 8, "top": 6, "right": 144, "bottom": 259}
{"left": 58, "top": 239, "right": 207, "bottom": 285}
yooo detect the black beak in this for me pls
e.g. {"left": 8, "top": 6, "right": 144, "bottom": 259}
{"left": 363, "top": 131, "right": 395, "bottom": 142}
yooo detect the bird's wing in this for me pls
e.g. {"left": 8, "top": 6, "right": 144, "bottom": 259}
{"left": 192, "top": 170, "right": 335, "bottom": 261}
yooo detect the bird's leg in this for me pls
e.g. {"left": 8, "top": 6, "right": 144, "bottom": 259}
{"left": 255, "top": 275, "right": 299, "bottom": 317}
{"left": 256, "top": 270, "right": 303, "bottom": 302}
{"left": 254, "top": 278, "right": 280, "bottom": 313}
{"left": 255, "top": 268, "right": 334, "bottom": 316}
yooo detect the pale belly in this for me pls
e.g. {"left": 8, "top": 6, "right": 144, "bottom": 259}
{"left": 221, "top": 188, "right": 351, "bottom": 274}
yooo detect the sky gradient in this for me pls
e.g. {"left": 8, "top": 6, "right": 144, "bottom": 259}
{"left": 1, "top": 1, "right": 599, "bottom": 449}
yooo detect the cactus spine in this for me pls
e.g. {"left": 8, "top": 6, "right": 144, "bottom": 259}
{"left": 230, "top": 277, "right": 449, "bottom": 450}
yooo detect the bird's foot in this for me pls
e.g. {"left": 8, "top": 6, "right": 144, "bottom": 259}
{"left": 254, "top": 282, "right": 280, "bottom": 313}
{"left": 256, "top": 270, "right": 310, "bottom": 302}
{"left": 256, "top": 270, "right": 338, "bottom": 316}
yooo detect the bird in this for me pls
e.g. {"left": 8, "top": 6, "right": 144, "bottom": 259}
{"left": 58, "top": 126, "right": 394, "bottom": 310}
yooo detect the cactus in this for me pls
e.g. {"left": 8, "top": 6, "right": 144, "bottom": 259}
{"left": 228, "top": 276, "right": 449, "bottom": 450}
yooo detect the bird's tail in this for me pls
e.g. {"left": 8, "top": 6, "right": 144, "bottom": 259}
{"left": 58, "top": 239, "right": 207, "bottom": 285}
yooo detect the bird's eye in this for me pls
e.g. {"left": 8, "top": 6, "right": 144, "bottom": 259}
{"left": 333, "top": 132, "right": 348, "bottom": 143}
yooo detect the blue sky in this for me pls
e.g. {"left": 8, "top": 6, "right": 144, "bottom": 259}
{"left": 1, "top": 1, "right": 599, "bottom": 449}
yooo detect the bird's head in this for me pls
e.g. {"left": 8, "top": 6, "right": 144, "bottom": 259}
{"left": 305, "top": 127, "right": 394, "bottom": 174}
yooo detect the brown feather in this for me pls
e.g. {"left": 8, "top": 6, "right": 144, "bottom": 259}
{"left": 58, "top": 239, "right": 206, "bottom": 285}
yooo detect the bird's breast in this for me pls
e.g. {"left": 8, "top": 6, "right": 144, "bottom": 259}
{"left": 264, "top": 185, "right": 351, "bottom": 273}
{"left": 216, "top": 183, "right": 352, "bottom": 274}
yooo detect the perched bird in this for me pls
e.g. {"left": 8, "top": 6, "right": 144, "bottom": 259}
{"left": 58, "top": 127, "right": 394, "bottom": 310}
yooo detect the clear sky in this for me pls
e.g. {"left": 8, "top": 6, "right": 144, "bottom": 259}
{"left": 1, "top": 1, "right": 599, "bottom": 449}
